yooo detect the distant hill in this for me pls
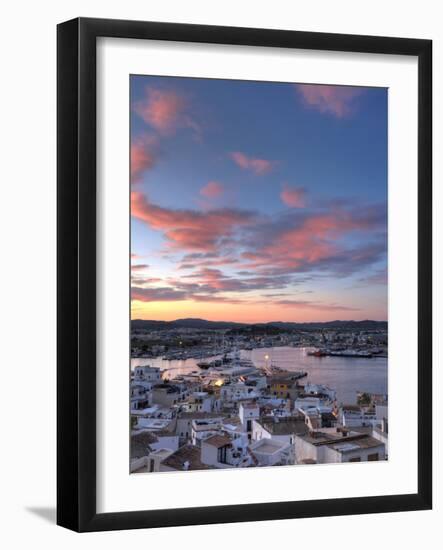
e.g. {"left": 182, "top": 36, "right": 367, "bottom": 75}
{"left": 267, "top": 320, "right": 387, "bottom": 330}
{"left": 131, "top": 318, "right": 387, "bottom": 331}
{"left": 131, "top": 318, "right": 245, "bottom": 331}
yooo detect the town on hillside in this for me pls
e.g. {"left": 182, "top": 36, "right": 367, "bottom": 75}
{"left": 130, "top": 325, "right": 388, "bottom": 473}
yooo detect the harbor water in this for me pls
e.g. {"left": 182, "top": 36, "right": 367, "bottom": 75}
{"left": 131, "top": 346, "right": 387, "bottom": 404}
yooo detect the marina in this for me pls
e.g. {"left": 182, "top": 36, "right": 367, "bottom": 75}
{"left": 131, "top": 345, "right": 387, "bottom": 404}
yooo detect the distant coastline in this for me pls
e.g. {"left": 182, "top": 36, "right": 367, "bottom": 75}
{"left": 131, "top": 318, "right": 388, "bottom": 332}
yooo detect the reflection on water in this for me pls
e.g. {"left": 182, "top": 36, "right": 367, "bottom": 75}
{"left": 131, "top": 346, "right": 387, "bottom": 404}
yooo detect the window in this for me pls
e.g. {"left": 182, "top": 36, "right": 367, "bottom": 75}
{"left": 217, "top": 446, "right": 228, "bottom": 464}
{"left": 349, "top": 457, "right": 361, "bottom": 462}
{"left": 368, "top": 453, "right": 379, "bottom": 461}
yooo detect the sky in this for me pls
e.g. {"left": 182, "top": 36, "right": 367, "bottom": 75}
{"left": 130, "top": 75, "right": 387, "bottom": 323}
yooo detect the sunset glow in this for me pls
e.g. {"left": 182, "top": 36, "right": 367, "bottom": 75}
{"left": 131, "top": 77, "right": 387, "bottom": 323}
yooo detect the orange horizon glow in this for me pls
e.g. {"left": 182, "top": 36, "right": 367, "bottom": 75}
{"left": 131, "top": 299, "right": 387, "bottom": 324}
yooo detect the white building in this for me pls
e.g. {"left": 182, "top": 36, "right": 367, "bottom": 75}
{"left": 191, "top": 418, "right": 223, "bottom": 446}
{"left": 296, "top": 405, "right": 337, "bottom": 430}
{"left": 293, "top": 396, "right": 323, "bottom": 411}
{"left": 133, "top": 365, "right": 162, "bottom": 384}
{"left": 130, "top": 430, "right": 178, "bottom": 471}
{"left": 252, "top": 417, "right": 308, "bottom": 446}
{"left": 220, "top": 381, "right": 260, "bottom": 402}
{"left": 304, "top": 383, "right": 336, "bottom": 401}
{"left": 249, "top": 438, "right": 291, "bottom": 466}
{"left": 136, "top": 413, "right": 174, "bottom": 431}
{"left": 258, "top": 397, "right": 292, "bottom": 418}
{"left": 222, "top": 417, "right": 248, "bottom": 440}
{"left": 200, "top": 434, "right": 253, "bottom": 468}
{"left": 252, "top": 416, "right": 307, "bottom": 463}
{"left": 372, "top": 421, "right": 388, "bottom": 456}
{"left": 176, "top": 412, "right": 224, "bottom": 444}
{"left": 339, "top": 405, "right": 378, "bottom": 428}
{"left": 239, "top": 402, "right": 260, "bottom": 440}
{"left": 181, "top": 391, "right": 214, "bottom": 413}
{"left": 152, "top": 383, "right": 189, "bottom": 407}
{"left": 294, "top": 427, "right": 386, "bottom": 464}
{"left": 130, "top": 431, "right": 159, "bottom": 472}
{"left": 298, "top": 407, "right": 322, "bottom": 430}
{"left": 160, "top": 444, "right": 211, "bottom": 472}
{"left": 143, "top": 448, "right": 174, "bottom": 473}
{"left": 152, "top": 432, "right": 179, "bottom": 453}
{"left": 245, "top": 374, "right": 268, "bottom": 390}
{"left": 375, "top": 403, "right": 388, "bottom": 422}
{"left": 130, "top": 383, "right": 151, "bottom": 410}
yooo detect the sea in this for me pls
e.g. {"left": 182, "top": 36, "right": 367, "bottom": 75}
{"left": 131, "top": 346, "right": 387, "bottom": 404}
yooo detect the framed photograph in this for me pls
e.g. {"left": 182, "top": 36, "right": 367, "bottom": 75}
{"left": 57, "top": 17, "right": 432, "bottom": 532}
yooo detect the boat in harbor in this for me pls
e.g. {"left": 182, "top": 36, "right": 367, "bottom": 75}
{"left": 307, "top": 349, "right": 327, "bottom": 357}
{"left": 306, "top": 347, "right": 373, "bottom": 358}
{"left": 329, "top": 349, "right": 373, "bottom": 358}
{"left": 197, "top": 358, "right": 223, "bottom": 369}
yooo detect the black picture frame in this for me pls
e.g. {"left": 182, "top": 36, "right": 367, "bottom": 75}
{"left": 57, "top": 17, "right": 432, "bottom": 532}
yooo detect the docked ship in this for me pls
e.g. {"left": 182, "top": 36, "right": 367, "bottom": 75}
{"left": 307, "top": 349, "right": 327, "bottom": 357}
{"left": 307, "top": 348, "right": 373, "bottom": 358}
{"left": 329, "top": 349, "right": 373, "bottom": 358}
{"left": 196, "top": 358, "right": 223, "bottom": 369}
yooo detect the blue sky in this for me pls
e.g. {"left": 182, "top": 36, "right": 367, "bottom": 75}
{"left": 130, "top": 75, "right": 387, "bottom": 323}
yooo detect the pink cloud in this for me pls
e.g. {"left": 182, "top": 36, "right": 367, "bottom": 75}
{"left": 131, "top": 284, "right": 247, "bottom": 305}
{"left": 266, "top": 214, "right": 367, "bottom": 265}
{"left": 131, "top": 134, "right": 158, "bottom": 183}
{"left": 197, "top": 258, "right": 239, "bottom": 268}
{"left": 135, "top": 88, "right": 183, "bottom": 132}
{"left": 131, "top": 263, "right": 150, "bottom": 271}
{"left": 243, "top": 208, "right": 383, "bottom": 274}
{"left": 186, "top": 268, "right": 230, "bottom": 291}
{"left": 131, "top": 276, "right": 162, "bottom": 285}
{"left": 274, "top": 299, "right": 359, "bottom": 312}
{"left": 134, "top": 87, "right": 200, "bottom": 136}
{"left": 230, "top": 152, "right": 274, "bottom": 175}
{"left": 132, "top": 286, "right": 187, "bottom": 302}
{"left": 180, "top": 267, "right": 293, "bottom": 295}
{"left": 131, "top": 191, "right": 255, "bottom": 252}
{"left": 178, "top": 253, "right": 239, "bottom": 270}
{"left": 191, "top": 294, "right": 244, "bottom": 304}
{"left": 295, "top": 84, "right": 363, "bottom": 118}
{"left": 359, "top": 267, "right": 387, "bottom": 286}
{"left": 280, "top": 184, "right": 306, "bottom": 208}
{"left": 200, "top": 181, "right": 224, "bottom": 198}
